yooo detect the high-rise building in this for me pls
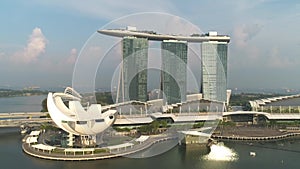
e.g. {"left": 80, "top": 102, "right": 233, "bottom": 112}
{"left": 201, "top": 33, "right": 228, "bottom": 102}
{"left": 99, "top": 28, "right": 230, "bottom": 104}
{"left": 122, "top": 36, "right": 148, "bottom": 102}
{"left": 161, "top": 40, "right": 188, "bottom": 104}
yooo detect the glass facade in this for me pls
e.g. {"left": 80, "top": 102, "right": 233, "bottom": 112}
{"left": 122, "top": 37, "right": 148, "bottom": 102}
{"left": 201, "top": 42, "right": 228, "bottom": 102}
{"left": 161, "top": 40, "right": 188, "bottom": 104}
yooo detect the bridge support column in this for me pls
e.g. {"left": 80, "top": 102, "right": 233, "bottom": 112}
{"left": 253, "top": 114, "right": 258, "bottom": 125}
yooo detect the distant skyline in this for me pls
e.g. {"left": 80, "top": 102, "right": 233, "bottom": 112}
{"left": 1, "top": 0, "right": 300, "bottom": 91}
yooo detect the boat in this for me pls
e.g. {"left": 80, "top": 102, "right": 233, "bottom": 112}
{"left": 250, "top": 151, "right": 256, "bottom": 157}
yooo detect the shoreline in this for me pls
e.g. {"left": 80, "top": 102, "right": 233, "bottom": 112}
{"left": 212, "top": 126, "right": 300, "bottom": 141}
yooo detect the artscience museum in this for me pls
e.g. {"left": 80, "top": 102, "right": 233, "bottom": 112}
{"left": 47, "top": 87, "right": 117, "bottom": 146}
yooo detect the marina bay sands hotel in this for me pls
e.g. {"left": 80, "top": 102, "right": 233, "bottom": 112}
{"left": 98, "top": 27, "right": 230, "bottom": 104}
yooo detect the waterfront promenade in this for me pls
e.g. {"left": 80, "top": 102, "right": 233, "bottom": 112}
{"left": 22, "top": 134, "right": 178, "bottom": 161}
{"left": 212, "top": 126, "right": 300, "bottom": 141}
{"left": 212, "top": 132, "right": 300, "bottom": 141}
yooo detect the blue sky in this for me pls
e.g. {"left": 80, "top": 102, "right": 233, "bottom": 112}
{"left": 0, "top": 0, "right": 300, "bottom": 91}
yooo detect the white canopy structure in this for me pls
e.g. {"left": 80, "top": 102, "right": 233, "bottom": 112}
{"left": 105, "top": 143, "right": 134, "bottom": 153}
{"left": 26, "top": 136, "right": 38, "bottom": 144}
{"left": 29, "top": 130, "right": 41, "bottom": 136}
{"left": 47, "top": 87, "right": 117, "bottom": 136}
{"left": 31, "top": 144, "right": 56, "bottom": 154}
{"left": 135, "top": 135, "right": 149, "bottom": 143}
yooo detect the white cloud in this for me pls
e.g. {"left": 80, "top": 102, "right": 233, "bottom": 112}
{"left": 267, "top": 47, "right": 294, "bottom": 68}
{"left": 0, "top": 52, "right": 5, "bottom": 59}
{"left": 66, "top": 48, "right": 77, "bottom": 64}
{"left": 12, "top": 27, "right": 48, "bottom": 63}
{"left": 233, "top": 23, "right": 263, "bottom": 48}
{"left": 233, "top": 0, "right": 269, "bottom": 12}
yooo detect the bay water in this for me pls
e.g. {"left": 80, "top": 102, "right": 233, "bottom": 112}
{"left": 1, "top": 96, "right": 300, "bottom": 169}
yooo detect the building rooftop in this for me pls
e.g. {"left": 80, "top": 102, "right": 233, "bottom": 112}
{"left": 98, "top": 28, "right": 230, "bottom": 43}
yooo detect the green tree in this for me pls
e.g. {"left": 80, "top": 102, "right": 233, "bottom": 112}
{"left": 160, "top": 120, "right": 168, "bottom": 128}
{"left": 41, "top": 98, "right": 48, "bottom": 112}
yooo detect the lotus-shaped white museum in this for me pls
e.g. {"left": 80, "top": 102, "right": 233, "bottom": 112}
{"left": 47, "top": 87, "right": 116, "bottom": 136}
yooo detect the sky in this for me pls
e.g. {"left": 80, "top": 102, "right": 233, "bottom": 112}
{"left": 0, "top": 0, "right": 300, "bottom": 91}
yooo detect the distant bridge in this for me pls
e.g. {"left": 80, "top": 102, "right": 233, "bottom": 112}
{"left": 0, "top": 112, "right": 48, "bottom": 119}
{"left": 0, "top": 112, "right": 51, "bottom": 128}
